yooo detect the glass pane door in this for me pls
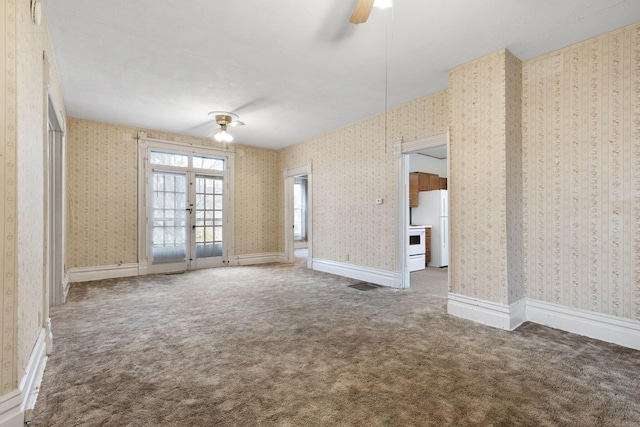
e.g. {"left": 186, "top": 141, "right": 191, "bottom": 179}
{"left": 151, "top": 171, "right": 188, "bottom": 271}
{"left": 193, "top": 174, "right": 224, "bottom": 268}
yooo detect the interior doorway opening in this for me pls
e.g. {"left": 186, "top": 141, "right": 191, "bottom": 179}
{"left": 293, "top": 176, "right": 308, "bottom": 249}
{"left": 284, "top": 163, "right": 312, "bottom": 267}
{"left": 399, "top": 132, "right": 450, "bottom": 294}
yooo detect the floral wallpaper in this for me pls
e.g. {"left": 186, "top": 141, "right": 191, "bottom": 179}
{"left": 66, "top": 119, "right": 139, "bottom": 268}
{"left": 13, "top": 0, "right": 67, "bottom": 392}
{"left": 449, "top": 49, "right": 516, "bottom": 305}
{"left": 233, "top": 145, "right": 282, "bottom": 255}
{"left": 522, "top": 23, "right": 640, "bottom": 321}
{"left": 2, "top": 0, "right": 19, "bottom": 394}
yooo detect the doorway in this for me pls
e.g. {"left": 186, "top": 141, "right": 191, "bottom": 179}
{"left": 46, "top": 98, "right": 65, "bottom": 307}
{"left": 284, "top": 163, "right": 312, "bottom": 267}
{"left": 398, "top": 132, "right": 450, "bottom": 292}
{"left": 139, "top": 139, "right": 233, "bottom": 274}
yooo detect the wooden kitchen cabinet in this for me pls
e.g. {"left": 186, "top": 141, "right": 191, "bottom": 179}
{"left": 418, "top": 173, "right": 431, "bottom": 191}
{"left": 409, "top": 172, "right": 419, "bottom": 207}
{"left": 428, "top": 174, "right": 440, "bottom": 190}
{"left": 425, "top": 228, "right": 431, "bottom": 263}
{"left": 410, "top": 172, "right": 447, "bottom": 207}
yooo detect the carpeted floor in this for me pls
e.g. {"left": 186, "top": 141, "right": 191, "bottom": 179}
{"left": 32, "top": 259, "right": 640, "bottom": 426}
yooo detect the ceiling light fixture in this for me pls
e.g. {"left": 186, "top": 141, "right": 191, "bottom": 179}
{"left": 374, "top": 0, "right": 393, "bottom": 9}
{"left": 214, "top": 125, "right": 234, "bottom": 143}
{"left": 208, "top": 111, "right": 245, "bottom": 143}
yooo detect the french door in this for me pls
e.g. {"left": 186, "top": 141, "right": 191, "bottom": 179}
{"left": 141, "top": 140, "right": 231, "bottom": 274}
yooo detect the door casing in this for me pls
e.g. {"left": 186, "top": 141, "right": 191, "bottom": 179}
{"left": 137, "top": 134, "right": 235, "bottom": 275}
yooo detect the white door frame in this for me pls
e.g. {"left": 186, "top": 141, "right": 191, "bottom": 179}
{"left": 137, "top": 133, "right": 235, "bottom": 275}
{"left": 284, "top": 162, "right": 312, "bottom": 267}
{"left": 396, "top": 130, "right": 450, "bottom": 289}
{"left": 46, "top": 98, "right": 65, "bottom": 307}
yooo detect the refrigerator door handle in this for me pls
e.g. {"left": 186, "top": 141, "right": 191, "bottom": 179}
{"left": 442, "top": 221, "right": 446, "bottom": 247}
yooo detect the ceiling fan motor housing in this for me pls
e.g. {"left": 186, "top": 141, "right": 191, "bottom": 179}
{"left": 215, "top": 115, "right": 232, "bottom": 126}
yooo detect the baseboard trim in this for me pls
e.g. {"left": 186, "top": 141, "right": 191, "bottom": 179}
{"left": 68, "top": 263, "right": 139, "bottom": 283}
{"left": 447, "top": 293, "right": 640, "bottom": 350}
{"left": 447, "top": 293, "right": 526, "bottom": 331}
{"left": 526, "top": 298, "right": 640, "bottom": 351}
{"left": 0, "top": 391, "right": 23, "bottom": 427}
{"left": 19, "top": 328, "right": 49, "bottom": 422}
{"left": 63, "top": 271, "right": 71, "bottom": 300}
{"left": 228, "top": 253, "right": 287, "bottom": 266}
{"left": 312, "top": 258, "right": 400, "bottom": 288}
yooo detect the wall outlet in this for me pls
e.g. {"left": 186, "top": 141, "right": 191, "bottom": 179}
{"left": 375, "top": 198, "right": 383, "bottom": 205}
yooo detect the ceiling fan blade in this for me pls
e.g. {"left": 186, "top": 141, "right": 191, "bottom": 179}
{"left": 228, "top": 120, "right": 245, "bottom": 127}
{"left": 349, "top": 0, "right": 374, "bottom": 24}
{"left": 207, "top": 127, "right": 222, "bottom": 137}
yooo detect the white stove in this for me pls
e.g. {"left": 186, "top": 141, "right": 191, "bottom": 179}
{"left": 408, "top": 225, "right": 428, "bottom": 272}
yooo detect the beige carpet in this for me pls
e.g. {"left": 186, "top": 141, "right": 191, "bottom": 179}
{"left": 32, "top": 259, "right": 640, "bottom": 426}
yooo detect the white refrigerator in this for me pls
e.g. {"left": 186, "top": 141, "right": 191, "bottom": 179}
{"left": 412, "top": 190, "right": 449, "bottom": 267}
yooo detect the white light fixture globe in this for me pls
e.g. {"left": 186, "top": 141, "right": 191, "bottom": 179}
{"left": 213, "top": 125, "right": 234, "bottom": 143}
{"left": 374, "top": 0, "right": 392, "bottom": 9}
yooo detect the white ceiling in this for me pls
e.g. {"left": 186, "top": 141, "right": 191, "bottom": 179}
{"left": 44, "top": 0, "right": 640, "bottom": 150}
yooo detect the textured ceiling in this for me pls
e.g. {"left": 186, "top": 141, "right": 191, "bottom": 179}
{"left": 44, "top": 0, "right": 640, "bottom": 149}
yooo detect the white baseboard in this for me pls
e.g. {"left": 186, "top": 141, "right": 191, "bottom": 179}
{"left": 63, "top": 271, "right": 71, "bottom": 300}
{"left": 312, "top": 258, "right": 401, "bottom": 288}
{"left": 0, "top": 391, "right": 23, "bottom": 427}
{"left": 447, "top": 293, "right": 526, "bottom": 330}
{"left": 447, "top": 293, "right": 640, "bottom": 351}
{"left": 228, "top": 253, "right": 287, "bottom": 266}
{"left": 68, "top": 263, "right": 139, "bottom": 283}
{"left": 19, "top": 328, "right": 49, "bottom": 422}
{"left": 526, "top": 298, "right": 640, "bottom": 351}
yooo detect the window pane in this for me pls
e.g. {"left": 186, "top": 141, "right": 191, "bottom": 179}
{"left": 150, "top": 151, "right": 188, "bottom": 167}
{"left": 165, "top": 176, "right": 175, "bottom": 192}
{"left": 196, "top": 227, "right": 204, "bottom": 243}
{"left": 214, "top": 243, "right": 223, "bottom": 257}
{"left": 193, "top": 156, "right": 224, "bottom": 171}
{"left": 205, "top": 244, "right": 214, "bottom": 257}
{"left": 196, "top": 194, "right": 205, "bottom": 210}
{"left": 164, "top": 193, "right": 175, "bottom": 209}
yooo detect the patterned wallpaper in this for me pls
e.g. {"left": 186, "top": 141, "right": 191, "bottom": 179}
{"left": 449, "top": 49, "right": 513, "bottom": 305}
{"left": 2, "top": 0, "right": 18, "bottom": 395}
{"left": 522, "top": 23, "right": 640, "bottom": 321}
{"left": 280, "top": 90, "right": 448, "bottom": 272}
{"left": 16, "top": 0, "right": 67, "bottom": 381}
{"left": 505, "top": 50, "right": 524, "bottom": 304}
{"left": 66, "top": 118, "right": 282, "bottom": 268}
{"left": 66, "top": 119, "right": 139, "bottom": 268}
{"left": 234, "top": 145, "right": 282, "bottom": 254}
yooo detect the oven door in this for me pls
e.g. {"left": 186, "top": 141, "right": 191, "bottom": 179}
{"left": 408, "top": 254, "right": 426, "bottom": 272}
{"left": 408, "top": 229, "right": 425, "bottom": 256}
